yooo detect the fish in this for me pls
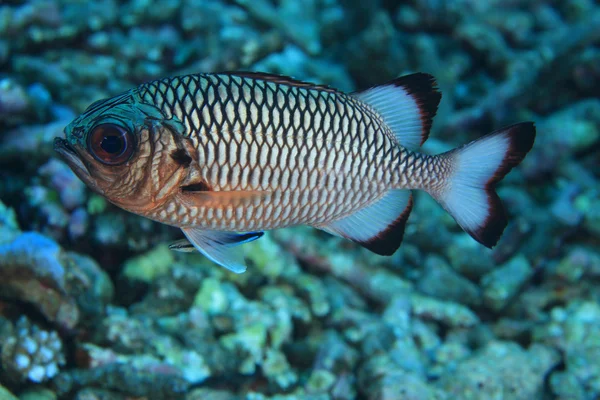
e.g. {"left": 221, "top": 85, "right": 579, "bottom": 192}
{"left": 54, "top": 72, "right": 536, "bottom": 273}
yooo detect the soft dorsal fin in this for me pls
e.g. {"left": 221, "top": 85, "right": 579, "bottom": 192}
{"left": 223, "top": 71, "right": 340, "bottom": 93}
{"left": 316, "top": 189, "right": 414, "bottom": 255}
{"left": 353, "top": 73, "right": 441, "bottom": 149}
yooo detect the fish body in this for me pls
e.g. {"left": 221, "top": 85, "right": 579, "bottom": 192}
{"left": 139, "top": 73, "right": 432, "bottom": 232}
{"left": 55, "top": 72, "right": 536, "bottom": 272}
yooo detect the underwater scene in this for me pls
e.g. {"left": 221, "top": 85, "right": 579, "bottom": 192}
{"left": 0, "top": 0, "right": 599, "bottom": 399}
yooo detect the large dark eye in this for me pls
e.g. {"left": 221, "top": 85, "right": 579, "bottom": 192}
{"left": 87, "top": 124, "right": 134, "bottom": 165}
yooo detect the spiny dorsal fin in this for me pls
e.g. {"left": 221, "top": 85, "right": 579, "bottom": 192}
{"left": 353, "top": 73, "right": 441, "bottom": 149}
{"left": 317, "top": 189, "right": 414, "bottom": 255}
{"left": 222, "top": 71, "right": 340, "bottom": 93}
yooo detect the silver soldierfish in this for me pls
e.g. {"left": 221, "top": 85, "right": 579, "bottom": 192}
{"left": 54, "top": 72, "right": 536, "bottom": 272}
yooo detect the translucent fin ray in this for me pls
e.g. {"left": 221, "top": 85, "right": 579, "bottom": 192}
{"left": 430, "top": 122, "right": 536, "bottom": 247}
{"left": 318, "top": 190, "right": 413, "bottom": 255}
{"left": 353, "top": 73, "right": 441, "bottom": 149}
{"left": 181, "top": 228, "right": 263, "bottom": 273}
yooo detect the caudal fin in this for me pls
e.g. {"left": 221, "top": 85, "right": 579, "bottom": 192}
{"left": 430, "top": 122, "right": 536, "bottom": 248}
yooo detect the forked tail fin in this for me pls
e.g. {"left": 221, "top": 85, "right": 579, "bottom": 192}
{"left": 429, "top": 122, "right": 536, "bottom": 247}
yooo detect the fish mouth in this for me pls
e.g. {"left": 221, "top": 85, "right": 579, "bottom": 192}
{"left": 53, "top": 137, "right": 93, "bottom": 183}
{"left": 54, "top": 138, "right": 85, "bottom": 168}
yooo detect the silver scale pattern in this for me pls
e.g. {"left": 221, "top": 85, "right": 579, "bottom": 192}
{"left": 139, "top": 73, "right": 408, "bottom": 232}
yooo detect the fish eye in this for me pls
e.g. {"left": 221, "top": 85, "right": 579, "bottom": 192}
{"left": 87, "top": 123, "right": 134, "bottom": 165}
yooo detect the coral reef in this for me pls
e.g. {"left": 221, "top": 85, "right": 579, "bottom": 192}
{"left": 0, "top": 0, "right": 598, "bottom": 398}
{"left": 0, "top": 231, "right": 81, "bottom": 330}
{"left": 0, "top": 316, "right": 65, "bottom": 383}
{"left": 436, "top": 341, "right": 559, "bottom": 400}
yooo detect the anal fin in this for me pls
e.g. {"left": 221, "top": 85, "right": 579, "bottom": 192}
{"left": 181, "top": 228, "right": 263, "bottom": 273}
{"left": 318, "top": 190, "right": 414, "bottom": 255}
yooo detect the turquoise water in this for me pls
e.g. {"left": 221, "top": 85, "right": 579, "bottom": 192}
{"left": 0, "top": 1, "right": 598, "bottom": 399}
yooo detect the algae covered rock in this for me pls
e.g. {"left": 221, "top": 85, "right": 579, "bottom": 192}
{"left": 0, "top": 231, "right": 115, "bottom": 330}
{"left": 537, "top": 301, "right": 600, "bottom": 399}
{"left": 0, "top": 384, "right": 18, "bottom": 400}
{"left": 122, "top": 243, "right": 175, "bottom": 283}
{"left": 0, "top": 201, "right": 20, "bottom": 245}
{"left": 0, "top": 232, "right": 80, "bottom": 330}
{"left": 436, "top": 341, "right": 560, "bottom": 400}
{"left": 417, "top": 255, "right": 481, "bottom": 307}
{"left": 358, "top": 354, "right": 445, "bottom": 400}
{"left": 481, "top": 255, "right": 534, "bottom": 311}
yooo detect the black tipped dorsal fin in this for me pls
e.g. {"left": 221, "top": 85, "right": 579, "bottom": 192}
{"left": 353, "top": 73, "right": 441, "bottom": 149}
{"left": 317, "top": 190, "right": 413, "bottom": 255}
{"left": 224, "top": 71, "right": 339, "bottom": 93}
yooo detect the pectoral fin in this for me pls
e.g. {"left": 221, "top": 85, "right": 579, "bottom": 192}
{"left": 178, "top": 189, "right": 272, "bottom": 209}
{"left": 180, "top": 228, "right": 264, "bottom": 273}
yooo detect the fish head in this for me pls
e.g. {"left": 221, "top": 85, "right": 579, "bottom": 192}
{"left": 54, "top": 91, "right": 196, "bottom": 216}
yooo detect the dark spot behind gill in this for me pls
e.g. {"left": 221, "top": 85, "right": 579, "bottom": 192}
{"left": 170, "top": 149, "right": 192, "bottom": 167}
{"left": 181, "top": 180, "right": 212, "bottom": 192}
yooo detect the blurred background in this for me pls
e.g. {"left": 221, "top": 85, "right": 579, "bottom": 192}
{"left": 0, "top": 0, "right": 598, "bottom": 399}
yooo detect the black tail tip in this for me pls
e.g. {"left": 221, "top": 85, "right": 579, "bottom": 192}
{"left": 478, "top": 121, "right": 536, "bottom": 248}
{"left": 441, "top": 121, "right": 536, "bottom": 249}
{"left": 504, "top": 121, "right": 536, "bottom": 165}
{"left": 471, "top": 192, "right": 507, "bottom": 248}
{"left": 487, "top": 121, "right": 536, "bottom": 186}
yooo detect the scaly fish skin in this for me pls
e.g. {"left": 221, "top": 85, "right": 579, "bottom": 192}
{"left": 55, "top": 72, "right": 536, "bottom": 273}
{"left": 139, "top": 73, "right": 417, "bottom": 231}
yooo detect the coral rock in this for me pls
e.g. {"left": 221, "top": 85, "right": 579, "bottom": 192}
{"left": 436, "top": 341, "right": 559, "bottom": 400}
{"left": 1, "top": 316, "right": 65, "bottom": 383}
{"left": 0, "top": 232, "right": 80, "bottom": 329}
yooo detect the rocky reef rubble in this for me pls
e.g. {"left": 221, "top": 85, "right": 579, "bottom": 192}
{"left": 0, "top": 0, "right": 598, "bottom": 398}
{"left": 0, "top": 200, "right": 597, "bottom": 398}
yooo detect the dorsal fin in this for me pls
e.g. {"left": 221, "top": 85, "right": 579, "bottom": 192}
{"left": 222, "top": 71, "right": 340, "bottom": 93}
{"left": 353, "top": 73, "right": 441, "bottom": 149}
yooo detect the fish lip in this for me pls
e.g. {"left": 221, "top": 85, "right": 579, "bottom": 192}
{"left": 53, "top": 137, "right": 92, "bottom": 180}
{"left": 53, "top": 137, "right": 75, "bottom": 154}
{"left": 54, "top": 137, "right": 82, "bottom": 164}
